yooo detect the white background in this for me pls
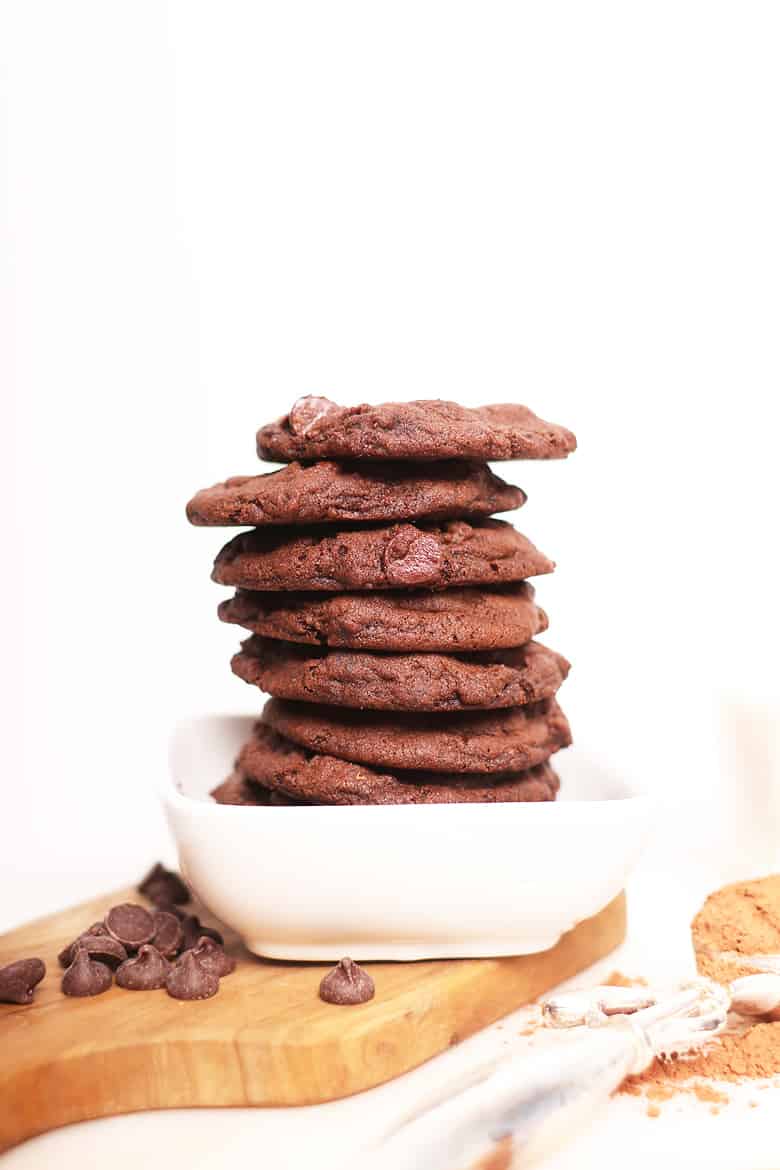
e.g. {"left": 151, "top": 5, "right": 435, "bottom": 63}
{"left": 2, "top": 0, "right": 780, "bottom": 931}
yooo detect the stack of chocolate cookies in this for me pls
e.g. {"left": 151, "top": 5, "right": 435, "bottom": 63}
{"left": 187, "top": 397, "right": 576, "bottom": 807}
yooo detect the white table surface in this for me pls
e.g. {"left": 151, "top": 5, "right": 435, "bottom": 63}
{"left": 3, "top": 861, "right": 778, "bottom": 1170}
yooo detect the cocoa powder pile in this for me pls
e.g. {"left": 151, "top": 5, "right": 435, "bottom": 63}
{"left": 692, "top": 873, "right": 780, "bottom": 982}
{"left": 621, "top": 874, "right": 780, "bottom": 1111}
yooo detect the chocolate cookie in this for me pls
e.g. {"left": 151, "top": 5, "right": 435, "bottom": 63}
{"left": 262, "top": 697, "right": 571, "bottom": 774}
{"left": 239, "top": 724, "right": 561, "bottom": 805}
{"left": 212, "top": 519, "right": 553, "bottom": 592}
{"left": 210, "top": 769, "right": 302, "bottom": 806}
{"left": 187, "top": 460, "right": 524, "bottom": 527}
{"left": 257, "top": 397, "right": 577, "bottom": 463}
{"left": 232, "top": 635, "right": 570, "bottom": 712}
{"left": 219, "top": 583, "right": 548, "bottom": 652}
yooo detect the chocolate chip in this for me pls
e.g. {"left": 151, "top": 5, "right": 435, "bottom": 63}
{"left": 115, "top": 945, "right": 171, "bottom": 991}
{"left": 85, "top": 921, "right": 109, "bottom": 936}
{"left": 189, "top": 936, "right": 236, "bottom": 978}
{"left": 288, "top": 395, "right": 338, "bottom": 436}
{"left": 151, "top": 911, "right": 184, "bottom": 959}
{"left": 179, "top": 915, "right": 223, "bottom": 952}
{"left": 164, "top": 905, "right": 188, "bottom": 922}
{"left": 61, "top": 946, "right": 113, "bottom": 997}
{"left": 319, "top": 958, "right": 375, "bottom": 1005}
{"left": 166, "top": 950, "right": 219, "bottom": 1000}
{"left": 383, "top": 530, "right": 443, "bottom": 587}
{"left": 105, "top": 903, "right": 156, "bottom": 950}
{"left": 58, "top": 922, "right": 110, "bottom": 969}
{"left": 138, "top": 863, "right": 190, "bottom": 908}
{"left": 68, "top": 934, "right": 127, "bottom": 970}
{"left": 58, "top": 942, "right": 76, "bottom": 968}
{"left": 0, "top": 958, "right": 46, "bottom": 1005}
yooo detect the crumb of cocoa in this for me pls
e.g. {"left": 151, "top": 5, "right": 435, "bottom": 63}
{"left": 620, "top": 1078, "right": 642, "bottom": 1098}
{"left": 604, "top": 970, "right": 648, "bottom": 988}
{"left": 645, "top": 1082, "right": 677, "bottom": 1102}
{"left": 692, "top": 1082, "right": 729, "bottom": 1105}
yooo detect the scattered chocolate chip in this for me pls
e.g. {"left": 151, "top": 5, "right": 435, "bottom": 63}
{"left": 61, "top": 946, "right": 113, "bottom": 997}
{"left": 138, "top": 863, "right": 190, "bottom": 908}
{"left": 166, "top": 950, "right": 219, "bottom": 1000}
{"left": 200, "top": 924, "right": 224, "bottom": 945}
{"left": 189, "top": 936, "right": 236, "bottom": 978}
{"left": 163, "top": 904, "right": 188, "bottom": 921}
{"left": 58, "top": 922, "right": 110, "bottom": 968}
{"left": 115, "top": 944, "right": 171, "bottom": 990}
{"left": 150, "top": 910, "right": 184, "bottom": 959}
{"left": 67, "top": 934, "right": 127, "bottom": 970}
{"left": 0, "top": 958, "right": 46, "bottom": 1005}
{"left": 105, "top": 903, "right": 156, "bottom": 950}
{"left": 179, "top": 915, "right": 224, "bottom": 952}
{"left": 319, "top": 958, "right": 375, "bottom": 1005}
{"left": 58, "top": 942, "right": 76, "bottom": 968}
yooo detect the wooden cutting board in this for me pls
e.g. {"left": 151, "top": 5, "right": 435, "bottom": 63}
{"left": 0, "top": 887, "right": 626, "bottom": 1153}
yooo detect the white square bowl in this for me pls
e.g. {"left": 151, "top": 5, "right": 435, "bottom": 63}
{"left": 164, "top": 715, "right": 654, "bottom": 961}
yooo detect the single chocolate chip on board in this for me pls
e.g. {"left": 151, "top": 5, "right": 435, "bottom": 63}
{"left": 115, "top": 945, "right": 171, "bottom": 991}
{"left": 166, "top": 950, "right": 219, "bottom": 1000}
{"left": 61, "top": 947, "right": 113, "bottom": 997}
{"left": 319, "top": 958, "right": 375, "bottom": 1005}
{"left": 151, "top": 910, "right": 184, "bottom": 958}
{"left": 138, "top": 863, "right": 190, "bottom": 908}
{"left": 105, "top": 903, "right": 156, "bottom": 950}
{"left": 0, "top": 958, "right": 46, "bottom": 1005}
{"left": 189, "top": 936, "right": 236, "bottom": 978}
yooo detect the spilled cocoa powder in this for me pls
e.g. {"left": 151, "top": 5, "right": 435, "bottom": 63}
{"left": 620, "top": 874, "right": 780, "bottom": 1111}
{"left": 604, "top": 970, "right": 648, "bottom": 988}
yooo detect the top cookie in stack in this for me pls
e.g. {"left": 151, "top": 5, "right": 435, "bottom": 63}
{"left": 186, "top": 397, "right": 576, "bottom": 807}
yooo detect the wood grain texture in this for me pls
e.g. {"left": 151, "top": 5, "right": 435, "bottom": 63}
{"left": 0, "top": 888, "right": 626, "bottom": 1152}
